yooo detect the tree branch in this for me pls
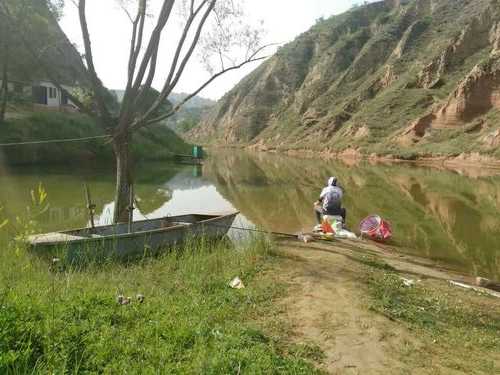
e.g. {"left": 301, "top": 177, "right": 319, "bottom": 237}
{"left": 165, "top": 0, "right": 209, "bottom": 90}
{"left": 131, "top": 54, "right": 269, "bottom": 132}
{"left": 122, "top": 0, "right": 147, "bottom": 114}
{"left": 78, "top": 0, "right": 112, "bottom": 123}
{"left": 134, "top": 0, "right": 208, "bottom": 118}
{"left": 126, "top": 11, "right": 140, "bottom": 85}
{"left": 117, "top": 1, "right": 134, "bottom": 23}
{"left": 118, "top": 0, "right": 175, "bottom": 131}
{"left": 131, "top": 0, "right": 147, "bottom": 80}
{"left": 132, "top": 48, "right": 158, "bottom": 108}
{"left": 130, "top": 0, "right": 175, "bottom": 93}
{"left": 140, "top": 0, "right": 214, "bottom": 121}
{"left": 167, "top": 0, "right": 216, "bottom": 93}
{"left": 0, "top": 21, "right": 9, "bottom": 124}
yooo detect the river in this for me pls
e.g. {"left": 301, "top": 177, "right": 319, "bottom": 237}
{"left": 1, "top": 150, "right": 499, "bottom": 280}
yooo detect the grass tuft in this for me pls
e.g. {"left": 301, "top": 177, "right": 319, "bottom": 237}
{"left": 0, "top": 234, "right": 320, "bottom": 374}
{"left": 366, "top": 271, "right": 500, "bottom": 373}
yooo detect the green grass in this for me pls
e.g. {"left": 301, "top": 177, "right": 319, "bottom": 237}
{"left": 366, "top": 271, "right": 500, "bottom": 373}
{"left": 0, "top": 111, "right": 191, "bottom": 165}
{"left": 0, "top": 234, "right": 321, "bottom": 374}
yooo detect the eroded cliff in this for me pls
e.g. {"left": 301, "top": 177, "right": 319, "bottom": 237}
{"left": 191, "top": 0, "right": 500, "bottom": 161}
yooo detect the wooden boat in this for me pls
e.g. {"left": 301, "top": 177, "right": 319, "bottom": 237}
{"left": 28, "top": 212, "right": 238, "bottom": 262}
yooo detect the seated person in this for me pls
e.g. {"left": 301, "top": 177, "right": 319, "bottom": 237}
{"left": 314, "top": 176, "right": 346, "bottom": 225}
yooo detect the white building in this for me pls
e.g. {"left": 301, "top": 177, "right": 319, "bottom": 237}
{"left": 32, "top": 80, "right": 77, "bottom": 110}
{"left": 0, "top": 79, "right": 77, "bottom": 111}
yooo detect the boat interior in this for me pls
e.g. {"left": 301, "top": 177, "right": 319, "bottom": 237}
{"left": 69, "top": 214, "right": 220, "bottom": 238}
{"left": 30, "top": 214, "right": 223, "bottom": 244}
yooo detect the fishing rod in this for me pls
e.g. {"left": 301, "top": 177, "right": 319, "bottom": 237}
{"left": 202, "top": 222, "right": 356, "bottom": 243}
{"left": 203, "top": 223, "right": 400, "bottom": 261}
{"left": 213, "top": 223, "right": 299, "bottom": 238}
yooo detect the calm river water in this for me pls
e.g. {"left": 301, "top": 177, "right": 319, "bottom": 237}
{"left": 1, "top": 150, "right": 499, "bottom": 279}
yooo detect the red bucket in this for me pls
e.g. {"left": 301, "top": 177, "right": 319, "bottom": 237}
{"left": 359, "top": 215, "right": 392, "bottom": 242}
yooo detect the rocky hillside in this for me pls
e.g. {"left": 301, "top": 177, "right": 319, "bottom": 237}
{"left": 111, "top": 90, "right": 214, "bottom": 134}
{"left": 190, "top": 0, "right": 500, "bottom": 162}
{"left": 0, "top": 1, "right": 86, "bottom": 85}
{"left": 163, "top": 93, "right": 215, "bottom": 134}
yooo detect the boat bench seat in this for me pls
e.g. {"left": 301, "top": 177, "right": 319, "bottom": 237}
{"left": 28, "top": 232, "right": 88, "bottom": 244}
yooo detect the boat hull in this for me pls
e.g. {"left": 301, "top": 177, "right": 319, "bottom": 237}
{"left": 29, "top": 212, "right": 238, "bottom": 263}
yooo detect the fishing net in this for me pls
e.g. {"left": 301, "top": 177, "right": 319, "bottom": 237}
{"left": 359, "top": 215, "right": 392, "bottom": 241}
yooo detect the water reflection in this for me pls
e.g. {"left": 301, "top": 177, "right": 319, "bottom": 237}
{"left": 0, "top": 152, "right": 499, "bottom": 279}
{"left": 202, "top": 151, "right": 500, "bottom": 280}
{"left": 0, "top": 163, "right": 181, "bottom": 230}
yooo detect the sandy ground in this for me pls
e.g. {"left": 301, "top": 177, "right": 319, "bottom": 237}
{"left": 273, "top": 238, "right": 499, "bottom": 374}
{"left": 275, "top": 240, "right": 412, "bottom": 374}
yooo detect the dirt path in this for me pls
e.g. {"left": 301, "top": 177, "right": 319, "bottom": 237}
{"left": 275, "top": 240, "right": 417, "bottom": 374}
{"left": 272, "top": 237, "right": 500, "bottom": 374}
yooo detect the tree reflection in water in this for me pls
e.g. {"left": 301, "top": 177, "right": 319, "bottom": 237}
{"left": 203, "top": 151, "right": 500, "bottom": 280}
{"left": 1, "top": 154, "right": 499, "bottom": 279}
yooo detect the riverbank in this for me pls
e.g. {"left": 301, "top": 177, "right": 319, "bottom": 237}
{"left": 273, "top": 238, "right": 500, "bottom": 374}
{"left": 1, "top": 229, "right": 498, "bottom": 373}
{"left": 197, "top": 143, "right": 500, "bottom": 172}
{"left": 0, "top": 236, "right": 320, "bottom": 373}
{"left": 0, "top": 111, "right": 190, "bottom": 165}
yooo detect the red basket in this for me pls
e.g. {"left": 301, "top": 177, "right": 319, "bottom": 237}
{"left": 359, "top": 215, "right": 392, "bottom": 242}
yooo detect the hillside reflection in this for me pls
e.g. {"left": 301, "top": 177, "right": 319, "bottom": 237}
{"left": 203, "top": 151, "right": 500, "bottom": 279}
{"left": 1, "top": 153, "right": 499, "bottom": 279}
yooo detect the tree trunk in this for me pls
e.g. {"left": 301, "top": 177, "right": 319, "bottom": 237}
{"left": 0, "top": 36, "right": 8, "bottom": 124}
{"left": 112, "top": 133, "right": 134, "bottom": 224}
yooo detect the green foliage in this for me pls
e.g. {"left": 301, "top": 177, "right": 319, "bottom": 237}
{"left": 177, "top": 118, "right": 199, "bottom": 133}
{"left": 15, "top": 183, "right": 49, "bottom": 241}
{"left": 167, "top": 105, "right": 209, "bottom": 134}
{"left": 0, "top": 0, "right": 84, "bottom": 86}
{"left": 0, "top": 300, "right": 45, "bottom": 372}
{"left": 0, "top": 111, "right": 190, "bottom": 165}
{"left": 393, "top": 150, "right": 419, "bottom": 161}
{"left": 367, "top": 271, "right": 500, "bottom": 372}
{"left": 354, "top": 255, "right": 396, "bottom": 271}
{"left": 0, "top": 206, "right": 8, "bottom": 231}
{"left": 47, "top": 0, "right": 65, "bottom": 21}
{"left": 136, "top": 87, "right": 172, "bottom": 118}
{"left": 0, "top": 234, "right": 320, "bottom": 373}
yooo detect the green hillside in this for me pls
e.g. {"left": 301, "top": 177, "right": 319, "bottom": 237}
{"left": 191, "top": 0, "right": 500, "bottom": 162}
{"left": 0, "top": 112, "right": 190, "bottom": 165}
{"left": 111, "top": 90, "right": 215, "bottom": 135}
{"left": 0, "top": 0, "right": 85, "bottom": 86}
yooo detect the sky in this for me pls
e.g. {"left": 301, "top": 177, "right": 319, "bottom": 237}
{"left": 59, "top": 0, "right": 368, "bottom": 100}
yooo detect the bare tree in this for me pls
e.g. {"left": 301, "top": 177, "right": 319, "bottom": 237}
{"left": 2, "top": 0, "right": 269, "bottom": 223}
